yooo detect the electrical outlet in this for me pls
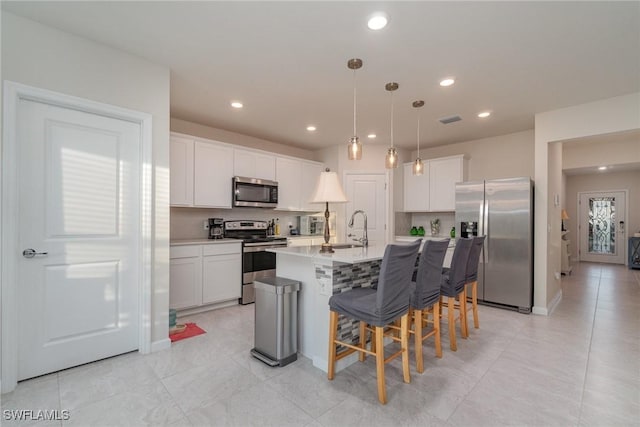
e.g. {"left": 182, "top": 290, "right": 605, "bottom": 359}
{"left": 203, "top": 220, "right": 209, "bottom": 230}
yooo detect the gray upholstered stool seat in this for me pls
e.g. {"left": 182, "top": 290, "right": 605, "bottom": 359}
{"left": 327, "top": 240, "right": 421, "bottom": 404}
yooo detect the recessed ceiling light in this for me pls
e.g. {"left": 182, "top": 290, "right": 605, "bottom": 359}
{"left": 598, "top": 166, "right": 607, "bottom": 171}
{"left": 230, "top": 101, "right": 243, "bottom": 109}
{"left": 439, "top": 78, "right": 455, "bottom": 87}
{"left": 367, "top": 13, "right": 388, "bottom": 30}
{"left": 477, "top": 111, "right": 491, "bottom": 118}
{"left": 306, "top": 126, "right": 316, "bottom": 132}
{"left": 367, "top": 133, "right": 377, "bottom": 139}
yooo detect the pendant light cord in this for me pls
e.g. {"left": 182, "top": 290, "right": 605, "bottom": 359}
{"left": 353, "top": 69, "right": 357, "bottom": 135}
{"left": 390, "top": 91, "right": 394, "bottom": 148}
{"left": 417, "top": 110, "right": 420, "bottom": 158}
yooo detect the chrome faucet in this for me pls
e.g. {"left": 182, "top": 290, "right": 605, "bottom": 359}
{"left": 348, "top": 210, "right": 368, "bottom": 247}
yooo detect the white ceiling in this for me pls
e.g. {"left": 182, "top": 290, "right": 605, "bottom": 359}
{"left": 3, "top": 1, "right": 639, "bottom": 151}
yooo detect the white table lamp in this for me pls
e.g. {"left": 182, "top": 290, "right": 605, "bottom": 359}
{"left": 310, "top": 168, "right": 348, "bottom": 253}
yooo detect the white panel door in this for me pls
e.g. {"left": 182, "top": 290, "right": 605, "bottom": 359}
{"left": 344, "top": 173, "right": 387, "bottom": 246}
{"left": 17, "top": 99, "right": 141, "bottom": 380}
{"left": 202, "top": 254, "right": 242, "bottom": 304}
{"left": 579, "top": 191, "right": 627, "bottom": 264}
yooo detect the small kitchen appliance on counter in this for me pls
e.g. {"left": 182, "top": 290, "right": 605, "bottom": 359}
{"left": 208, "top": 218, "right": 224, "bottom": 239}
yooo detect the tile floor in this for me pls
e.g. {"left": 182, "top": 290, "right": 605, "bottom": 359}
{"left": 2, "top": 262, "right": 639, "bottom": 426}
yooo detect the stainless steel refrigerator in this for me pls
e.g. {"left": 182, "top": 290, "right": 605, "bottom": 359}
{"left": 455, "top": 177, "right": 533, "bottom": 313}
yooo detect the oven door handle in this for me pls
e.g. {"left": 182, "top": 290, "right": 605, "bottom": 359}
{"left": 243, "top": 244, "right": 287, "bottom": 252}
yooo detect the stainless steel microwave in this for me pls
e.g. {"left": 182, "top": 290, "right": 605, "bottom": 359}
{"left": 232, "top": 176, "right": 278, "bottom": 208}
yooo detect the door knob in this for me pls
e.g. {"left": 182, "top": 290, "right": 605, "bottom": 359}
{"left": 22, "top": 248, "right": 48, "bottom": 258}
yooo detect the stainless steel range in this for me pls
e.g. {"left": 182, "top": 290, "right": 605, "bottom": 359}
{"left": 224, "top": 220, "right": 288, "bottom": 304}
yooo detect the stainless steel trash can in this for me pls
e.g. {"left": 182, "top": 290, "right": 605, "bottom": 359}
{"left": 250, "top": 277, "right": 300, "bottom": 367}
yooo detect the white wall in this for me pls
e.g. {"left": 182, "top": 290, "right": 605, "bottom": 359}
{"left": 1, "top": 12, "right": 171, "bottom": 350}
{"left": 563, "top": 136, "right": 640, "bottom": 171}
{"left": 534, "top": 92, "right": 640, "bottom": 314}
{"left": 411, "top": 129, "right": 535, "bottom": 181}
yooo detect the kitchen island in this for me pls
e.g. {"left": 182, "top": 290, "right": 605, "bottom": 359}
{"left": 267, "top": 239, "right": 452, "bottom": 373}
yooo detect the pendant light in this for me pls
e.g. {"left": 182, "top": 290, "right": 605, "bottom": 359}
{"left": 412, "top": 100, "right": 425, "bottom": 175}
{"left": 384, "top": 82, "right": 399, "bottom": 169}
{"left": 347, "top": 58, "right": 363, "bottom": 160}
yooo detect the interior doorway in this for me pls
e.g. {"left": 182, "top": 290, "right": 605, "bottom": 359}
{"left": 578, "top": 190, "right": 627, "bottom": 264}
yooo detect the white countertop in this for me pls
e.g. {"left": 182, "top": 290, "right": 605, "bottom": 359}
{"left": 268, "top": 237, "right": 450, "bottom": 264}
{"left": 268, "top": 244, "right": 389, "bottom": 263}
{"left": 170, "top": 238, "right": 241, "bottom": 246}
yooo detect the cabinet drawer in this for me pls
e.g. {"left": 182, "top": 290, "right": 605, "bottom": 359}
{"left": 202, "top": 242, "right": 241, "bottom": 256}
{"left": 170, "top": 245, "right": 201, "bottom": 259}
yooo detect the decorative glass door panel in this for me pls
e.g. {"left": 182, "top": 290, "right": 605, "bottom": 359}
{"left": 579, "top": 191, "right": 626, "bottom": 264}
{"left": 588, "top": 197, "right": 616, "bottom": 254}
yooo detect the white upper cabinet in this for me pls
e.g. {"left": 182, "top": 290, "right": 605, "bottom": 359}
{"left": 403, "top": 154, "right": 467, "bottom": 212}
{"left": 403, "top": 162, "right": 430, "bottom": 212}
{"left": 429, "top": 155, "right": 467, "bottom": 211}
{"left": 193, "top": 141, "right": 234, "bottom": 208}
{"left": 233, "top": 148, "right": 276, "bottom": 181}
{"left": 276, "top": 157, "right": 323, "bottom": 211}
{"left": 276, "top": 157, "right": 303, "bottom": 210}
{"left": 169, "top": 132, "right": 322, "bottom": 210}
{"left": 300, "top": 161, "right": 324, "bottom": 211}
{"left": 170, "top": 136, "right": 194, "bottom": 206}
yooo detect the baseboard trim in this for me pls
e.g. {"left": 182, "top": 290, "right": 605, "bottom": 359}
{"left": 532, "top": 288, "right": 563, "bottom": 316}
{"left": 150, "top": 338, "right": 171, "bottom": 353}
{"left": 547, "top": 289, "right": 562, "bottom": 315}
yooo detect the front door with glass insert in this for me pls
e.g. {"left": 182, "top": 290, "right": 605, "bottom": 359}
{"left": 578, "top": 191, "right": 627, "bottom": 264}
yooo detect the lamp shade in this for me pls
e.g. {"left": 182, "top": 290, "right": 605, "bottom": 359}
{"left": 561, "top": 209, "right": 570, "bottom": 220}
{"left": 310, "top": 170, "right": 348, "bottom": 203}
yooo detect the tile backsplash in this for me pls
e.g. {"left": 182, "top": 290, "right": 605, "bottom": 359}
{"left": 395, "top": 212, "right": 455, "bottom": 237}
{"left": 170, "top": 207, "right": 325, "bottom": 240}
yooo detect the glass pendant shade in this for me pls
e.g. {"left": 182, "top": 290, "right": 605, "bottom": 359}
{"left": 346, "top": 58, "right": 363, "bottom": 161}
{"left": 412, "top": 157, "right": 424, "bottom": 175}
{"left": 412, "top": 100, "right": 425, "bottom": 175}
{"left": 384, "top": 82, "right": 399, "bottom": 169}
{"left": 385, "top": 147, "right": 398, "bottom": 169}
{"left": 348, "top": 136, "right": 362, "bottom": 160}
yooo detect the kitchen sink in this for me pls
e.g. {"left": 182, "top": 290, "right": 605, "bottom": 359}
{"left": 332, "top": 243, "right": 364, "bottom": 249}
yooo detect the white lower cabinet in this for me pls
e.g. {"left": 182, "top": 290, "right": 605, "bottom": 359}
{"left": 169, "top": 246, "right": 201, "bottom": 309}
{"left": 170, "top": 242, "right": 241, "bottom": 311}
{"left": 202, "top": 245, "right": 242, "bottom": 304}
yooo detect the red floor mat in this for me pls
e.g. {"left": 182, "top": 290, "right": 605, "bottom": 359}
{"left": 169, "top": 322, "right": 206, "bottom": 342}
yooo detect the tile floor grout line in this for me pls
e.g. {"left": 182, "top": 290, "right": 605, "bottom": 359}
{"left": 157, "top": 373, "right": 191, "bottom": 425}
{"left": 576, "top": 268, "right": 601, "bottom": 426}
{"left": 444, "top": 315, "right": 522, "bottom": 424}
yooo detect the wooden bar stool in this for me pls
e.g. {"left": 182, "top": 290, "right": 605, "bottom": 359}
{"left": 439, "top": 238, "right": 473, "bottom": 351}
{"left": 327, "top": 240, "right": 421, "bottom": 404}
{"left": 464, "top": 236, "right": 486, "bottom": 331}
{"left": 408, "top": 239, "right": 449, "bottom": 373}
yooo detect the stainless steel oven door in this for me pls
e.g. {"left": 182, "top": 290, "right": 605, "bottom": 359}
{"left": 241, "top": 242, "right": 286, "bottom": 304}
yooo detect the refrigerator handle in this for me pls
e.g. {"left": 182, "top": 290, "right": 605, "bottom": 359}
{"left": 484, "top": 198, "right": 489, "bottom": 264}
{"left": 478, "top": 201, "right": 484, "bottom": 236}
